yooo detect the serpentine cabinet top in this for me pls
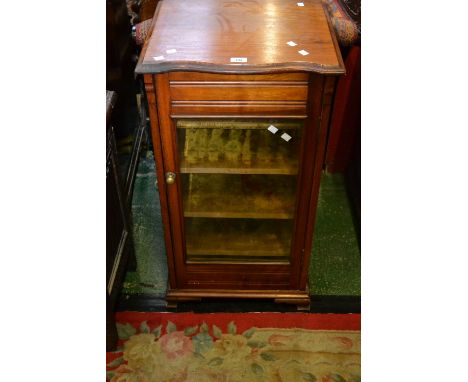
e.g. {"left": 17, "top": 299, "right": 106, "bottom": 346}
{"left": 136, "top": 0, "right": 345, "bottom": 74}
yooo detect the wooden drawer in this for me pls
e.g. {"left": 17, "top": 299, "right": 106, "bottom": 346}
{"left": 169, "top": 72, "right": 309, "bottom": 117}
{"left": 169, "top": 72, "right": 309, "bottom": 103}
{"left": 170, "top": 82, "right": 308, "bottom": 101}
{"left": 171, "top": 100, "right": 308, "bottom": 118}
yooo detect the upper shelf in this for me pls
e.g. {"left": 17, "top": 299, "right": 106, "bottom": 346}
{"left": 136, "top": 0, "right": 345, "bottom": 75}
{"left": 177, "top": 120, "right": 302, "bottom": 175}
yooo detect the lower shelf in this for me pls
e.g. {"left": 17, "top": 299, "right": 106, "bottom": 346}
{"left": 185, "top": 218, "right": 292, "bottom": 262}
{"left": 182, "top": 174, "right": 297, "bottom": 219}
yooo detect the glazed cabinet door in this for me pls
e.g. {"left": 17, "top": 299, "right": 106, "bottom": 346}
{"left": 177, "top": 118, "right": 303, "bottom": 264}
{"left": 150, "top": 73, "right": 324, "bottom": 291}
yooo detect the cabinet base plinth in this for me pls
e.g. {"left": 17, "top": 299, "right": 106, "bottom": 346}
{"left": 166, "top": 296, "right": 201, "bottom": 309}
{"left": 166, "top": 288, "right": 310, "bottom": 310}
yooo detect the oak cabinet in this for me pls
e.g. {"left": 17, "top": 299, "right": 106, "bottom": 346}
{"left": 136, "top": 0, "right": 344, "bottom": 308}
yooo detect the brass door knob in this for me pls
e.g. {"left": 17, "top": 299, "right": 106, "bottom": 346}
{"left": 165, "top": 172, "right": 176, "bottom": 184}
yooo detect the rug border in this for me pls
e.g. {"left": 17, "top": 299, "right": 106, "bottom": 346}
{"left": 115, "top": 311, "right": 361, "bottom": 331}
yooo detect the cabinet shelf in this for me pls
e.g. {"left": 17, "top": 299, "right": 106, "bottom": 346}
{"left": 177, "top": 120, "right": 301, "bottom": 130}
{"left": 182, "top": 174, "right": 296, "bottom": 219}
{"left": 185, "top": 218, "right": 291, "bottom": 261}
{"left": 180, "top": 158, "right": 298, "bottom": 175}
{"left": 178, "top": 124, "right": 301, "bottom": 175}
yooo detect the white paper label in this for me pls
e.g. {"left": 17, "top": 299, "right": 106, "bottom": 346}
{"left": 166, "top": 49, "right": 177, "bottom": 54}
{"left": 230, "top": 57, "right": 248, "bottom": 63}
{"left": 298, "top": 49, "right": 309, "bottom": 56}
{"left": 297, "top": 2, "right": 305, "bottom": 6}
{"left": 267, "top": 125, "right": 278, "bottom": 134}
{"left": 287, "top": 41, "right": 297, "bottom": 47}
{"left": 153, "top": 55, "right": 165, "bottom": 61}
{"left": 281, "top": 133, "right": 292, "bottom": 142}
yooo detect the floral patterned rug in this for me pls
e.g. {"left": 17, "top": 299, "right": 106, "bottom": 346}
{"left": 107, "top": 312, "right": 360, "bottom": 382}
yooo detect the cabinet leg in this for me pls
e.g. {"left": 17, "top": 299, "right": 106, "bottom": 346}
{"left": 296, "top": 303, "right": 311, "bottom": 311}
{"left": 166, "top": 296, "right": 202, "bottom": 310}
{"left": 274, "top": 297, "right": 311, "bottom": 312}
{"left": 166, "top": 300, "right": 178, "bottom": 309}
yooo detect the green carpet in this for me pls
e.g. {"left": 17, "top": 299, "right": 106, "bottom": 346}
{"left": 123, "top": 152, "right": 168, "bottom": 296}
{"left": 123, "top": 153, "right": 360, "bottom": 297}
{"left": 308, "top": 173, "right": 360, "bottom": 296}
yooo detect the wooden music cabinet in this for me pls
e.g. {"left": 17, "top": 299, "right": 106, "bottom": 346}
{"left": 136, "top": 0, "right": 344, "bottom": 309}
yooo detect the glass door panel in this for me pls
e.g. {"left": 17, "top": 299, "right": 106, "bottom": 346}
{"left": 176, "top": 119, "right": 303, "bottom": 263}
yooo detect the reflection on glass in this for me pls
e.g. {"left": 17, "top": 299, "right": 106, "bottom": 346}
{"left": 176, "top": 119, "right": 303, "bottom": 263}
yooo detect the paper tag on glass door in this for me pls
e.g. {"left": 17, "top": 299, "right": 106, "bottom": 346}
{"left": 267, "top": 125, "right": 279, "bottom": 134}
{"left": 281, "top": 133, "right": 292, "bottom": 142}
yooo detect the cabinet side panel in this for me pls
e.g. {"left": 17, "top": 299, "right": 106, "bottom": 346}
{"left": 289, "top": 74, "right": 325, "bottom": 289}
{"left": 144, "top": 73, "right": 177, "bottom": 289}
{"left": 299, "top": 75, "right": 337, "bottom": 288}
{"left": 319, "top": 77, "right": 337, "bottom": 169}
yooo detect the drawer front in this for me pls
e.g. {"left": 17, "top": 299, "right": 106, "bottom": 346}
{"left": 170, "top": 82, "right": 308, "bottom": 101}
{"left": 171, "top": 100, "right": 308, "bottom": 118}
{"left": 169, "top": 72, "right": 309, "bottom": 117}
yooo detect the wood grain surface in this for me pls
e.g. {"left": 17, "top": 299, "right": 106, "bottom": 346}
{"left": 136, "top": 0, "right": 344, "bottom": 74}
